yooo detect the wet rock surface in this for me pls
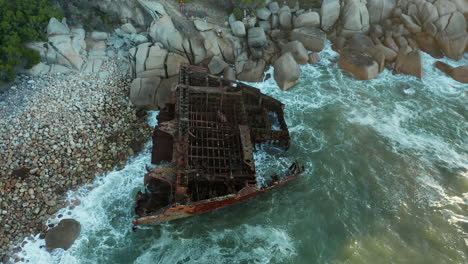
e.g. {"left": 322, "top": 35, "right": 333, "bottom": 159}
{"left": 45, "top": 219, "right": 81, "bottom": 251}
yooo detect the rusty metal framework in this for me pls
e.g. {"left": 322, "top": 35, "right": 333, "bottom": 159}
{"left": 134, "top": 65, "right": 303, "bottom": 225}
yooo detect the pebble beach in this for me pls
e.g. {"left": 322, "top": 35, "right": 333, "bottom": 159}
{"left": 0, "top": 56, "right": 151, "bottom": 262}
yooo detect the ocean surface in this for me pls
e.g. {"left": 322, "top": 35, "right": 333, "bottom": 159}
{"left": 18, "top": 44, "right": 467, "bottom": 264}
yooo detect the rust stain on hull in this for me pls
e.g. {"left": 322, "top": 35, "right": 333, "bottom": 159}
{"left": 133, "top": 65, "right": 304, "bottom": 225}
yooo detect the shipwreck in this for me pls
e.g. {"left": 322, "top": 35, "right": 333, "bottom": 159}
{"left": 133, "top": 65, "right": 304, "bottom": 225}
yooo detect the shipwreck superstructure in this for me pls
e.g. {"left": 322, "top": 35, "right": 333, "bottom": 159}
{"left": 133, "top": 65, "right": 304, "bottom": 225}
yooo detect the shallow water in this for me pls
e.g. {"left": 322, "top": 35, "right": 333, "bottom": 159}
{"left": 18, "top": 44, "right": 468, "bottom": 264}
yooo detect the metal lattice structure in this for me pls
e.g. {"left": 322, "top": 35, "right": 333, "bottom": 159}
{"left": 134, "top": 65, "right": 303, "bottom": 225}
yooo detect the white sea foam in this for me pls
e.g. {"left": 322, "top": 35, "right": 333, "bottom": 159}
{"left": 134, "top": 225, "right": 296, "bottom": 264}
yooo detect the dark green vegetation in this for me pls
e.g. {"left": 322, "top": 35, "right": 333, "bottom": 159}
{"left": 0, "top": 0, "right": 62, "bottom": 83}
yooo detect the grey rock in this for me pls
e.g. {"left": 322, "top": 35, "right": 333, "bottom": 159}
{"left": 194, "top": 20, "right": 214, "bottom": 31}
{"left": 131, "top": 34, "right": 149, "bottom": 44}
{"left": 289, "top": 27, "right": 327, "bottom": 52}
{"left": 130, "top": 77, "right": 161, "bottom": 108}
{"left": 279, "top": 6, "right": 292, "bottom": 30}
{"left": 121, "top": 23, "right": 137, "bottom": 34}
{"left": 231, "top": 21, "right": 246, "bottom": 37}
{"left": 367, "top": 0, "right": 396, "bottom": 24}
{"left": 248, "top": 27, "right": 268, "bottom": 48}
{"left": 237, "top": 59, "right": 266, "bottom": 82}
{"left": 208, "top": 56, "right": 229, "bottom": 75}
{"left": 47, "top": 18, "right": 70, "bottom": 36}
{"left": 269, "top": 2, "right": 280, "bottom": 14}
{"left": 293, "top": 12, "right": 320, "bottom": 28}
{"left": 282, "top": 41, "right": 309, "bottom": 64}
{"left": 149, "top": 15, "right": 184, "bottom": 53}
{"left": 166, "top": 52, "right": 189, "bottom": 77}
{"left": 321, "top": 0, "right": 340, "bottom": 31}
{"left": 145, "top": 45, "right": 168, "bottom": 71}
{"left": 90, "top": 32, "right": 108, "bottom": 41}
{"left": 259, "top": 21, "right": 272, "bottom": 33}
{"left": 257, "top": 8, "right": 272, "bottom": 20}
{"left": 274, "top": 52, "right": 300, "bottom": 91}
{"left": 45, "top": 219, "right": 81, "bottom": 251}
{"left": 223, "top": 66, "right": 236, "bottom": 81}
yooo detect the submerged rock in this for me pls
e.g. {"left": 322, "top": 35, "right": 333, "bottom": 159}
{"left": 45, "top": 219, "right": 81, "bottom": 251}
{"left": 435, "top": 61, "right": 468, "bottom": 83}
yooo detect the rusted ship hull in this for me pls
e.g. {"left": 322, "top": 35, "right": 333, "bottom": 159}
{"left": 133, "top": 65, "right": 304, "bottom": 225}
{"left": 133, "top": 165, "right": 302, "bottom": 225}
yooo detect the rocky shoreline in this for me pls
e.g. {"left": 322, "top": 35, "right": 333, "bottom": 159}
{"left": 0, "top": 0, "right": 466, "bottom": 262}
{"left": 0, "top": 56, "right": 151, "bottom": 262}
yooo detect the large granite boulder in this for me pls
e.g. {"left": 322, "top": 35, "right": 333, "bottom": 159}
{"left": 47, "top": 17, "right": 70, "bottom": 36}
{"left": 367, "top": 0, "right": 396, "bottom": 24}
{"left": 130, "top": 77, "right": 161, "bottom": 109}
{"left": 121, "top": 23, "right": 137, "bottom": 34}
{"left": 201, "top": 31, "right": 222, "bottom": 58}
{"left": 289, "top": 27, "right": 327, "bottom": 52}
{"left": 259, "top": 21, "right": 272, "bottom": 33}
{"left": 435, "top": 61, "right": 468, "bottom": 83}
{"left": 237, "top": 59, "right": 266, "bottom": 82}
{"left": 395, "top": 50, "right": 423, "bottom": 78}
{"left": 188, "top": 37, "right": 208, "bottom": 64}
{"left": 194, "top": 20, "right": 214, "bottom": 31}
{"left": 208, "top": 56, "right": 229, "bottom": 75}
{"left": 223, "top": 66, "right": 236, "bottom": 81}
{"left": 400, "top": 14, "right": 421, "bottom": 33}
{"left": 274, "top": 52, "right": 301, "bottom": 91}
{"left": 340, "top": 0, "right": 370, "bottom": 36}
{"left": 46, "top": 18, "right": 86, "bottom": 70}
{"left": 90, "top": 31, "right": 108, "bottom": 41}
{"left": 45, "top": 219, "right": 81, "bottom": 252}
{"left": 149, "top": 15, "right": 184, "bottom": 53}
{"left": 134, "top": 42, "right": 151, "bottom": 75}
{"left": 257, "top": 8, "right": 272, "bottom": 20}
{"left": 279, "top": 6, "right": 292, "bottom": 30}
{"left": 144, "top": 44, "right": 168, "bottom": 77}
{"left": 156, "top": 77, "right": 178, "bottom": 109}
{"left": 308, "top": 53, "right": 321, "bottom": 64}
{"left": 269, "top": 2, "right": 280, "bottom": 14}
{"left": 373, "top": 44, "right": 397, "bottom": 62}
{"left": 339, "top": 48, "right": 379, "bottom": 80}
{"left": 231, "top": 21, "right": 246, "bottom": 37}
{"left": 414, "top": 32, "right": 444, "bottom": 58}
{"left": 321, "top": 0, "right": 340, "bottom": 31}
{"left": 282, "top": 41, "right": 309, "bottom": 64}
{"left": 293, "top": 12, "right": 320, "bottom": 28}
{"left": 434, "top": 11, "right": 467, "bottom": 60}
{"left": 248, "top": 27, "right": 268, "bottom": 48}
{"left": 166, "top": 52, "right": 189, "bottom": 77}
